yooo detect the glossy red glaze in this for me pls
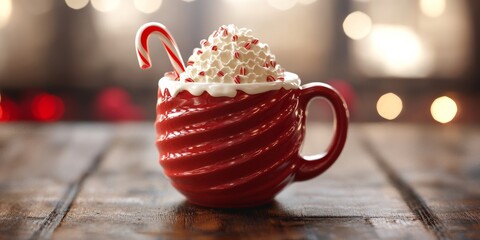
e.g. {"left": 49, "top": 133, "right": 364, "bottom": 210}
{"left": 156, "top": 83, "right": 349, "bottom": 208}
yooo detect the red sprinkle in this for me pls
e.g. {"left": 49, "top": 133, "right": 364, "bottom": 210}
{"left": 217, "top": 71, "right": 225, "bottom": 77}
{"left": 234, "top": 51, "right": 240, "bottom": 59}
{"left": 244, "top": 43, "right": 251, "bottom": 50}
{"left": 252, "top": 39, "right": 259, "bottom": 44}
{"left": 213, "top": 31, "right": 219, "bottom": 37}
{"left": 185, "top": 78, "right": 195, "bottom": 83}
{"left": 278, "top": 77, "right": 285, "bottom": 81}
{"left": 266, "top": 75, "right": 275, "bottom": 82}
{"left": 234, "top": 75, "right": 241, "bottom": 84}
{"left": 223, "top": 29, "right": 229, "bottom": 37}
{"left": 270, "top": 60, "right": 276, "bottom": 67}
{"left": 232, "top": 35, "right": 238, "bottom": 41}
{"left": 200, "top": 39, "right": 210, "bottom": 47}
{"left": 187, "top": 61, "right": 194, "bottom": 66}
{"left": 263, "top": 62, "right": 270, "bottom": 68}
{"left": 211, "top": 45, "right": 218, "bottom": 51}
{"left": 240, "top": 67, "right": 247, "bottom": 75}
{"left": 197, "top": 50, "right": 203, "bottom": 55}
{"left": 198, "top": 71, "right": 205, "bottom": 76}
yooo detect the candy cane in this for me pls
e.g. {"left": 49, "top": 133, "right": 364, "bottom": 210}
{"left": 135, "top": 22, "right": 185, "bottom": 77}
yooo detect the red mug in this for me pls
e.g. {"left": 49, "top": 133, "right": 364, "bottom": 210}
{"left": 155, "top": 74, "right": 349, "bottom": 208}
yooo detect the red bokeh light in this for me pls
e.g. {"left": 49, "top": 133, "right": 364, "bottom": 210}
{"left": 0, "top": 96, "right": 20, "bottom": 122}
{"left": 327, "top": 79, "right": 357, "bottom": 112}
{"left": 31, "top": 93, "right": 65, "bottom": 121}
{"left": 95, "top": 87, "right": 144, "bottom": 121}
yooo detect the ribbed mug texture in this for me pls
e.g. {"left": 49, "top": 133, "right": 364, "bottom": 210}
{"left": 156, "top": 88, "right": 304, "bottom": 208}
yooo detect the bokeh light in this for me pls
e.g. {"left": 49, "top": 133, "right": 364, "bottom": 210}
{"left": 0, "top": 96, "right": 20, "bottom": 121}
{"left": 366, "top": 25, "right": 432, "bottom": 78}
{"left": 376, "top": 93, "right": 403, "bottom": 120}
{"left": 133, "top": 0, "right": 162, "bottom": 14}
{"left": 95, "top": 88, "right": 144, "bottom": 121}
{"left": 31, "top": 93, "right": 65, "bottom": 122}
{"left": 343, "top": 11, "right": 372, "bottom": 40}
{"left": 328, "top": 79, "right": 356, "bottom": 113}
{"left": 298, "top": 0, "right": 317, "bottom": 5}
{"left": 91, "top": 0, "right": 120, "bottom": 12}
{"left": 0, "top": 0, "right": 12, "bottom": 28}
{"left": 65, "top": 0, "right": 89, "bottom": 10}
{"left": 431, "top": 96, "right": 457, "bottom": 123}
{"left": 267, "top": 0, "right": 297, "bottom": 11}
{"left": 420, "top": 0, "right": 446, "bottom": 18}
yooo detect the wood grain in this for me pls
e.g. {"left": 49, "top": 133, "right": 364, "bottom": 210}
{"left": 2, "top": 123, "right": 478, "bottom": 240}
{"left": 362, "top": 123, "right": 480, "bottom": 240}
{"left": 52, "top": 123, "right": 433, "bottom": 240}
{"left": 0, "top": 124, "right": 112, "bottom": 240}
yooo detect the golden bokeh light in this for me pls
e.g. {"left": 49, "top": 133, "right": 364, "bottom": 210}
{"left": 377, "top": 93, "right": 403, "bottom": 120}
{"left": 343, "top": 11, "right": 372, "bottom": 40}
{"left": 0, "top": 0, "right": 12, "bottom": 28}
{"left": 65, "top": 0, "right": 89, "bottom": 10}
{"left": 267, "top": 0, "right": 297, "bottom": 11}
{"left": 431, "top": 96, "right": 457, "bottom": 124}
{"left": 298, "top": 0, "right": 317, "bottom": 5}
{"left": 366, "top": 25, "right": 432, "bottom": 78}
{"left": 420, "top": 0, "right": 446, "bottom": 18}
{"left": 91, "top": 0, "right": 119, "bottom": 12}
{"left": 133, "top": 0, "right": 162, "bottom": 13}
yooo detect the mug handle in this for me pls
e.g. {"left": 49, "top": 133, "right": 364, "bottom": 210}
{"left": 294, "top": 82, "right": 349, "bottom": 182}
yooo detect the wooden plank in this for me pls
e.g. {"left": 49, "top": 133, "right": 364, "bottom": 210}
{"left": 0, "top": 124, "right": 25, "bottom": 143}
{"left": 53, "top": 123, "right": 433, "bottom": 239}
{"left": 362, "top": 123, "right": 480, "bottom": 240}
{"left": 0, "top": 124, "right": 112, "bottom": 240}
{"left": 0, "top": 124, "right": 36, "bottom": 167}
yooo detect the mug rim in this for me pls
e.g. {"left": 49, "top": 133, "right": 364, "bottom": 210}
{"left": 158, "top": 72, "right": 301, "bottom": 98}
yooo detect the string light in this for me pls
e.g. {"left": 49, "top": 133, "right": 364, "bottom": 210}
{"left": 376, "top": 93, "right": 403, "bottom": 120}
{"left": 343, "top": 11, "right": 372, "bottom": 40}
{"left": 0, "top": 0, "right": 12, "bottom": 28}
{"left": 267, "top": 0, "right": 297, "bottom": 11}
{"left": 420, "top": 0, "right": 446, "bottom": 18}
{"left": 133, "top": 0, "right": 162, "bottom": 14}
{"left": 91, "top": 0, "right": 120, "bottom": 12}
{"left": 0, "top": 93, "right": 2, "bottom": 120}
{"left": 0, "top": 96, "right": 19, "bottom": 121}
{"left": 298, "top": 0, "right": 317, "bottom": 5}
{"left": 31, "top": 93, "right": 65, "bottom": 122}
{"left": 366, "top": 25, "right": 432, "bottom": 78}
{"left": 431, "top": 96, "right": 457, "bottom": 123}
{"left": 65, "top": 0, "right": 89, "bottom": 10}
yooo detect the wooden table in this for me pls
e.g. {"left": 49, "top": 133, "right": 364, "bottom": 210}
{"left": 0, "top": 123, "right": 478, "bottom": 240}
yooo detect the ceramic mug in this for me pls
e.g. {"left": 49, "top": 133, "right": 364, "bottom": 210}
{"left": 155, "top": 73, "right": 348, "bottom": 208}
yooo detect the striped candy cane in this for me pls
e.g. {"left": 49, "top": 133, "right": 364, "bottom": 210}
{"left": 135, "top": 22, "right": 186, "bottom": 77}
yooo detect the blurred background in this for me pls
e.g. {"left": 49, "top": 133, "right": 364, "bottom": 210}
{"left": 0, "top": 0, "right": 478, "bottom": 123}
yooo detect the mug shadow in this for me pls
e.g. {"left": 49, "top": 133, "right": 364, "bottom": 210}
{"left": 160, "top": 200, "right": 304, "bottom": 239}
